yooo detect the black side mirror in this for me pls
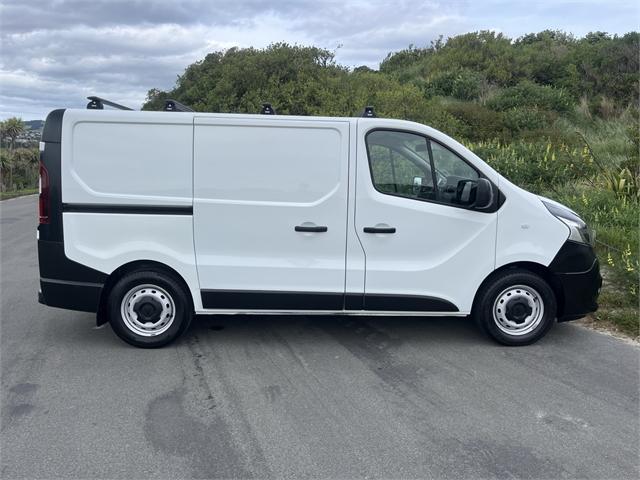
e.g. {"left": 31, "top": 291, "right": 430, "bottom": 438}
{"left": 474, "top": 178, "right": 494, "bottom": 210}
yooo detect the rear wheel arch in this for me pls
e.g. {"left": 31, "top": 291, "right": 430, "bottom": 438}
{"left": 97, "top": 260, "right": 194, "bottom": 326}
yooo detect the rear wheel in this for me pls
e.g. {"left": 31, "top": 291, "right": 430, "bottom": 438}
{"left": 474, "top": 269, "right": 556, "bottom": 346}
{"left": 108, "top": 270, "right": 192, "bottom": 348}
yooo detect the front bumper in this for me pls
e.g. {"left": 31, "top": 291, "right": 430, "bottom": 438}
{"left": 549, "top": 241, "right": 602, "bottom": 322}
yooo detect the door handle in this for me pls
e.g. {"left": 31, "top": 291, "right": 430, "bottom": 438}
{"left": 295, "top": 225, "right": 328, "bottom": 233}
{"left": 363, "top": 226, "right": 396, "bottom": 234}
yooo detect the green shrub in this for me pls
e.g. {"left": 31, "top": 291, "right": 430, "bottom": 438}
{"left": 441, "top": 101, "right": 505, "bottom": 140}
{"left": 488, "top": 80, "right": 572, "bottom": 112}
{"left": 425, "top": 69, "right": 485, "bottom": 101}
{"left": 452, "top": 74, "right": 482, "bottom": 101}
{"left": 422, "top": 107, "right": 470, "bottom": 138}
{"left": 502, "top": 107, "right": 551, "bottom": 133}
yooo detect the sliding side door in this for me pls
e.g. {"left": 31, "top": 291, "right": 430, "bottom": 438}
{"left": 193, "top": 117, "right": 350, "bottom": 311}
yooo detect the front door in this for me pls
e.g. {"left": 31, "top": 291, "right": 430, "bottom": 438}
{"left": 354, "top": 123, "right": 497, "bottom": 314}
{"left": 193, "top": 117, "right": 350, "bottom": 311}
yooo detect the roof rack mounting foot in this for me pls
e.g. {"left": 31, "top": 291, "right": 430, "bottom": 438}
{"left": 86, "top": 96, "right": 133, "bottom": 111}
{"left": 164, "top": 99, "right": 194, "bottom": 112}
{"left": 361, "top": 106, "right": 376, "bottom": 118}
{"left": 260, "top": 103, "right": 276, "bottom": 115}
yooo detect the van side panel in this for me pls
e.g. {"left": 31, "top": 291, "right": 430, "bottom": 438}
{"left": 56, "top": 111, "right": 202, "bottom": 310}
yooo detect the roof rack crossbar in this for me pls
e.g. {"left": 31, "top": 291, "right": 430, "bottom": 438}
{"left": 164, "top": 99, "right": 194, "bottom": 112}
{"left": 86, "top": 96, "right": 133, "bottom": 111}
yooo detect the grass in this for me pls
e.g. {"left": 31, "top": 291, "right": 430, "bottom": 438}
{"left": 0, "top": 188, "right": 38, "bottom": 201}
{"left": 591, "top": 277, "right": 639, "bottom": 338}
{"left": 558, "top": 111, "right": 635, "bottom": 166}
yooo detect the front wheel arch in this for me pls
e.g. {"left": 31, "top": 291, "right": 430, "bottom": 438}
{"left": 97, "top": 260, "right": 194, "bottom": 326}
{"left": 472, "top": 262, "right": 563, "bottom": 318}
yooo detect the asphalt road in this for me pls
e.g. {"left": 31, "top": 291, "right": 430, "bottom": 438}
{"left": 1, "top": 195, "right": 639, "bottom": 479}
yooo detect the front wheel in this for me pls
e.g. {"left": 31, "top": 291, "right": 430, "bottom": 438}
{"left": 473, "top": 269, "right": 556, "bottom": 346}
{"left": 108, "top": 270, "right": 192, "bottom": 348}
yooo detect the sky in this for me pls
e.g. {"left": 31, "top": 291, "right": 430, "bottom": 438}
{"left": 1, "top": 0, "right": 638, "bottom": 120}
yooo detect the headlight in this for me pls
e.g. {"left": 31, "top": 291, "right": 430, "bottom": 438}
{"left": 542, "top": 201, "right": 594, "bottom": 245}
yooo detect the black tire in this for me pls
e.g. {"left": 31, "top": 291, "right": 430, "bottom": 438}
{"left": 107, "top": 270, "right": 192, "bottom": 348}
{"left": 473, "top": 269, "right": 556, "bottom": 346}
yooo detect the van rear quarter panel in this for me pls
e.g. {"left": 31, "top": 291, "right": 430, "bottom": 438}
{"left": 60, "top": 110, "right": 202, "bottom": 309}
{"left": 62, "top": 213, "right": 202, "bottom": 309}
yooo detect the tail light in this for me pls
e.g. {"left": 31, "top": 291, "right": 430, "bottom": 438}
{"left": 39, "top": 160, "right": 50, "bottom": 224}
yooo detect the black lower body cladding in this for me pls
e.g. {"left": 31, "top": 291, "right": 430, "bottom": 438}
{"left": 549, "top": 240, "right": 602, "bottom": 321}
{"left": 38, "top": 240, "right": 106, "bottom": 313}
{"left": 200, "top": 290, "right": 459, "bottom": 311}
{"left": 39, "top": 278, "right": 102, "bottom": 313}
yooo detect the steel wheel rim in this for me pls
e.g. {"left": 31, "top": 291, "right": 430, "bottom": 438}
{"left": 120, "top": 284, "right": 175, "bottom": 337}
{"left": 492, "top": 284, "right": 545, "bottom": 336}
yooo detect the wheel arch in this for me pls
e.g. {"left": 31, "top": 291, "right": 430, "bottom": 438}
{"left": 472, "top": 261, "right": 564, "bottom": 316}
{"left": 97, "top": 260, "right": 194, "bottom": 326}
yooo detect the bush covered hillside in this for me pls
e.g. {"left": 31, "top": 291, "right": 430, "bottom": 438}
{"left": 143, "top": 31, "right": 639, "bottom": 337}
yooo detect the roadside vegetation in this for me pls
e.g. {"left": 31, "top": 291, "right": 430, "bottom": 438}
{"left": 0, "top": 117, "right": 39, "bottom": 198}
{"left": 144, "top": 30, "right": 639, "bottom": 337}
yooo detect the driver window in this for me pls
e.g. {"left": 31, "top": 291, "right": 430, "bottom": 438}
{"left": 366, "top": 131, "right": 435, "bottom": 201}
{"left": 429, "top": 141, "right": 479, "bottom": 206}
{"left": 430, "top": 141, "right": 478, "bottom": 180}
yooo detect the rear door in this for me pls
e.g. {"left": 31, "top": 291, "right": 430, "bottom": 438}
{"left": 193, "top": 116, "right": 350, "bottom": 311}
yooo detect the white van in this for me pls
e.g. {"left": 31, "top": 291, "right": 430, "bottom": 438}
{"left": 37, "top": 101, "right": 601, "bottom": 348}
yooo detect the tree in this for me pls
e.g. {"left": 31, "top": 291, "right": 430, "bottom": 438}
{"left": 1, "top": 117, "right": 26, "bottom": 150}
{"left": 142, "top": 43, "right": 349, "bottom": 115}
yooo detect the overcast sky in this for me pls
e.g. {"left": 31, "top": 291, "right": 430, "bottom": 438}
{"left": 1, "top": 0, "right": 638, "bottom": 120}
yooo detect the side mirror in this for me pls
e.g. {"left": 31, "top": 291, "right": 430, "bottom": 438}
{"left": 412, "top": 176, "right": 423, "bottom": 195}
{"left": 474, "top": 178, "right": 493, "bottom": 210}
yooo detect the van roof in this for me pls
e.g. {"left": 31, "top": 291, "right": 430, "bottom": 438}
{"left": 62, "top": 107, "right": 428, "bottom": 127}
